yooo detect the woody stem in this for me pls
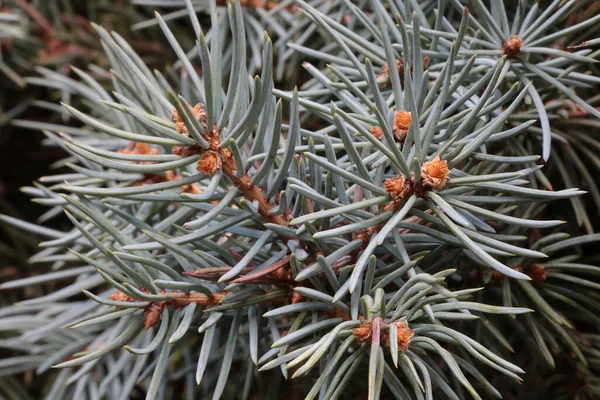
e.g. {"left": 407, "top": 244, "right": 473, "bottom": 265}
{"left": 218, "top": 147, "right": 288, "bottom": 226}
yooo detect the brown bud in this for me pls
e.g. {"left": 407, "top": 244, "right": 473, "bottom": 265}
{"left": 395, "top": 320, "right": 414, "bottom": 352}
{"left": 393, "top": 111, "right": 412, "bottom": 141}
{"left": 164, "top": 170, "right": 180, "bottom": 181}
{"left": 353, "top": 323, "right": 373, "bottom": 344}
{"left": 383, "top": 175, "right": 411, "bottom": 200}
{"left": 172, "top": 103, "right": 207, "bottom": 135}
{"left": 118, "top": 142, "right": 158, "bottom": 157}
{"left": 421, "top": 156, "right": 450, "bottom": 191}
{"left": 172, "top": 144, "right": 203, "bottom": 158}
{"left": 196, "top": 151, "right": 222, "bottom": 175}
{"left": 502, "top": 35, "right": 523, "bottom": 59}
{"left": 192, "top": 104, "right": 208, "bottom": 130}
{"left": 172, "top": 108, "right": 186, "bottom": 135}
{"left": 176, "top": 121, "right": 186, "bottom": 135}
{"left": 370, "top": 126, "right": 384, "bottom": 140}
{"left": 377, "top": 58, "right": 405, "bottom": 87}
{"left": 110, "top": 290, "right": 134, "bottom": 303}
{"left": 144, "top": 302, "right": 166, "bottom": 330}
{"left": 136, "top": 143, "right": 156, "bottom": 155}
{"left": 530, "top": 264, "right": 547, "bottom": 283}
{"left": 172, "top": 145, "right": 187, "bottom": 157}
{"left": 354, "top": 320, "right": 413, "bottom": 351}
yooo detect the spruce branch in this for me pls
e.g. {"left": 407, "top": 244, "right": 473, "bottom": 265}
{"left": 0, "top": 1, "right": 599, "bottom": 399}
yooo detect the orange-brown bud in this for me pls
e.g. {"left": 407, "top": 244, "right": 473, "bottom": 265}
{"left": 196, "top": 151, "right": 221, "bottom": 175}
{"left": 377, "top": 58, "right": 405, "bottom": 87}
{"left": 164, "top": 170, "right": 180, "bottom": 181}
{"left": 370, "top": 126, "right": 384, "bottom": 140}
{"left": 353, "top": 323, "right": 373, "bottom": 343}
{"left": 172, "top": 144, "right": 203, "bottom": 158}
{"left": 172, "top": 103, "right": 207, "bottom": 136}
{"left": 530, "top": 264, "right": 547, "bottom": 283}
{"left": 502, "top": 35, "right": 523, "bottom": 59}
{"left": 354, "top": 320, "right": 413, "bottom": 352}
{"left": 421, "top": 156, "right": 450, "bottom": 191}
{"left": 383, "top": 175, "right": 411, "bottom": 200}
{"left": 394, "top": 320, "right": 414, "bottom": 352}
{"left": 118, "top": 142, "right": 158, "bottom": 157}
{"left": 110, "top": 290, "right": 134, "bottom": 303}
{"left": 144, "top": 302, "right": 166, "bottom": 330}
{"left": 393, "top": 111, "right": 412, "bottom": 141}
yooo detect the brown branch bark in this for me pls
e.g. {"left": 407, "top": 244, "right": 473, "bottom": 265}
{"left": 219, "top": 147, "right": 288, "bottom": 226}
{"left": 232, "top": 255, "right": 291, "bottom": 283}
{"left": 12, "top": 0, "right": 53, "bottom": 35}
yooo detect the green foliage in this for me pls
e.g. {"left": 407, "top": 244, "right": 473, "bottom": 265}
{"left": 0, "top": 1, "right": 599, "bottom": 399}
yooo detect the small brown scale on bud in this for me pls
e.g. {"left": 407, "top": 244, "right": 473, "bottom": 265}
{"left": 377, "top": 58, "right": 405, "bottom": 87}
{"left": 529, "top": 264, "right": 547, "bottom": 283}
{"left": 383, "top": 175, "right": 412, "bottom": 211}
{"left": 370, "top": 126, "right": 384, "bottom": 140}
{"left": 353, "top": 323, "right": 373, "bottom": 343}
{"left": 173, "top": 103, "right": 207, "bottom": 136}
{"left": 392, "top": 320, "right": 414, "bottom": 352}
{"left": 377, "top": 57, "right": 429, "bottom": 88}
{"left": 393, "top": 111, "right": 412, "bottom": 142}
{"left": 197, "top": 151, "right": 222, "bottom": 176}
{"left": 117, "top": 142, "right": 158, "bottom": 156}
{"left": 502, "top": 35, "right": 523, "bottom": 59}
{"left": 163, "top": 170, "right": 202, "bottom": 194}
{"left": 383, "top": 175, "right": 410, "bottom": 201}
{"left": 172, "top": 143, "right": 204, "bottom": 158}
{"left": 118, "top": 142, "right": 159, "bottom": 165}
{"left": 421, "top": 156, "right": 450, "bottom": 191}
{"left": 164, "top": 170, "right": 179, "bottom": 181}
{"left": 117, "top": 142, "right": 203, "bottom": 193}
{"left": 173, "top": 109, "right": 186, "bottom": 135}
{"left": 110, "top": 290, "right": 134, "bottom": 303}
